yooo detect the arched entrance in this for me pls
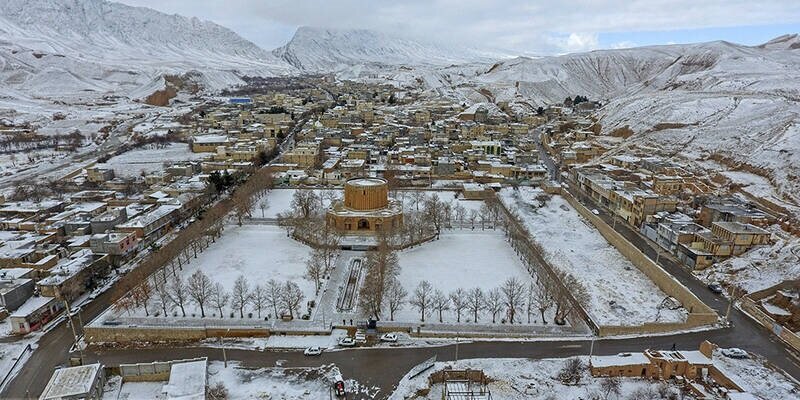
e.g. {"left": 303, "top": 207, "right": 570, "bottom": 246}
{"left": 357, "top": 219, "right": 370, "bottom": 230}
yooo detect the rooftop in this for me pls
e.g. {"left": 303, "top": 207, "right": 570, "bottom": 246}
{"left": 40, "top": 363, "right": 102, "bottom": 400}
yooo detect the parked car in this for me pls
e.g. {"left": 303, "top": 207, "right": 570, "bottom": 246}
{"left": 721, "top": 348, "right": 748, "bottom": 359}
{"left": 591, "top": 209, "right": 600, "bottom": 215}
{"left": 338, "top": 337, "right": 356, "bottom": 347}
{"left": 380, "top": 333, "right": 398, "bottom": 342}
{"left": 333, "top": 380, "right": 346, "bottom": 397}
{"left": 303, "top": 346, "right": 322, "bottom": 356}
{"left": 708, "top": 283, "right": 724, "bottom": 294}
{"left": 354, "top": 331, "right": 367, "bottom": 343}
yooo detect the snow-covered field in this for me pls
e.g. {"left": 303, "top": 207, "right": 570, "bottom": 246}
{"left": 104, "top": 143, "right": 207, "bottom": 178}
{"left": 395, "top": 229, "right": 549, "bottom": 325}
{"left": 390, "top": 357, "right": 687, "bottom": 400}
{"left": 500, "top": 187, "right": 687, "bottom": 326}
{"left": 711, "top": 350, "right": 800, "bottom": 399}
{"left": 122, "top": 224, "right": 315, "bottom": 319}
{"left": 700, "top": 229, "right": 800, "bottom": 293}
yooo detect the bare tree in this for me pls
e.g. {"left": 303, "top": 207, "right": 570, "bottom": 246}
{"left": 132, "top": 282, "right": 152, "bottom": 316}
{"left": 534, "top": 274, "right": 554, "bottom": 324}
{"left": 209, "top": 283, "right": 229, "bottom": 318}
{"left": 358, "top": 243, "right": 400, "bottom": 319}
{"left": 453, "top": 203, "right": 466, "bottom": 228}
{"left": 168, "top": 275, "right": 189, "bottom": 317}
{"left": 558, "top": 357, "right": 585, "bottom": 384}
{"left": 154, "top": 272, "right": 172, "bottom": 317}
{"left": 259, "top": 200, "right": 267, "bottom": 218}
{"left": 409, "top": 190, "right": 425, "bottom": 212}
{"left": 280, "top": 281, "right": 304, "bottom": 318}
{"left": 410, "top": 280, "right": 433, "bottom": 322}
{"left": 431, "top": 289, "right": 450, "bottom": 323}
{"left": 466, "top": 287, "right": 485, "bottom": 323}
{"left": 265, "top": 279, "right": 282, "bottom": 318}
{"left": 291, "top": 189, "right": 320, "bottom": 219}
{"left": 501, "top": 277, "right": 526, "bottom": 324}
{"left": 187, "top": 271, "right": 213, "bottom": 317}
{"left": 305, "top": 250, "right": 325, "bottom": 295}
{"left": 485, "top": 288, "right": 504, "bottom": 323}
{"left": 231, "top": 275, "right": 251, "bottom": 318}
{"left": 385, "top": 279, "right": 407, "bottom": 321}
{"left": 468, "top": 209, "right": 478, "bottom": 229}
{"left": 233, "top": 195, "right": 253, "bottom": 226}
{"left": 251, "top": 284, "right": 267, "bottom": 319}
{"left": 422, "top": 194, "right": 446, "bottom": 234}
{"left": 554, "top": 271, "right": 589, "bottom": 325}
{"left": 601, "top": 377, "right": 621, "bottom": 400}
{"left": 449, "top": 288, "right": 468, "bottom": 323}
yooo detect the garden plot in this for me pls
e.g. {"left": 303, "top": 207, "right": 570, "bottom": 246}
{"left": 124, "top": 224, "right": 315, "bottom": 319}
{"left": 395, "top": 230, "right": 552, "bottom": 325}
{"left": 500, "top": 187, "right": 687, "bottom": 326}
{"left": 104, "top": 143, "right": 207, "bottom": 177}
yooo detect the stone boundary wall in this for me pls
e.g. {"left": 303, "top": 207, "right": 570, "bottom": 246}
{"left": 740, "top": 297, "right": 800, "bottom": 352}
{"left": 84, "top": 325, "right": 270, "bottom": 343}
{"left": 559, "top": 190, "right": 718, "bottom": 335}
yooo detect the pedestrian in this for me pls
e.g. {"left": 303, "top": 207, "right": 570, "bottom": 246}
{"left": 671, "top": 343, "right": 676, "bottom": 351}
{"left": 350, "top": 319, "right": 353, "bottom": 325}
{"left": 343, "top": 319, "right": 346, "bottom": 325}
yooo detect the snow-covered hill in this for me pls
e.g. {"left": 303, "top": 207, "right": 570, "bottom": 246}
{"left": 0, "top": 0, "right": 295, "bottom": 103}
{"left": 273, "top": 26, "right": 506, "bottom": 72}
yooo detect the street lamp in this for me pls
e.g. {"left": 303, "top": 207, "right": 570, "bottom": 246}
{"left": 221, "top": 327, "right": 231, "bottom": 368}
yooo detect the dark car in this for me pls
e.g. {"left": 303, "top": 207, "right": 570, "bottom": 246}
{"left": 708, "top": 283, "right": 724, "bottom": 294}
{"left": 334, "top": 380, "right": 346, "bottom": 397}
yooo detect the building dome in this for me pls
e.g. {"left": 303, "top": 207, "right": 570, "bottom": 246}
{"left": 344, "top": 178, "right": 389, "bottom": 211}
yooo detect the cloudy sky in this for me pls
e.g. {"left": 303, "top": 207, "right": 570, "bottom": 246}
{"left": 118, "top": 0, "right": 800, "bottom": 54}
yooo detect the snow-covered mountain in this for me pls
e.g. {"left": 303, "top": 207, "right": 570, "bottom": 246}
{"left": 0, "top": 0, "right": 295, "bottom": 102}
{"left": 467, "top": 40, "right": 800, "bottom": 208}
{"left": 273, "top": 26, "right": 506, "bottom": 72}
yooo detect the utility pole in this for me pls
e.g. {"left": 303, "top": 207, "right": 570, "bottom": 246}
{"left": 64, "top": 299, "right": 85, "bottom": 365}
{"left": 221, "top": 328, "right": 231, "bottom": 368}
{"left": 455, "top": 333, "right": 459, "bottom": 363}
{"left": 724, "top": 287, "right": 739, "bottom": 326}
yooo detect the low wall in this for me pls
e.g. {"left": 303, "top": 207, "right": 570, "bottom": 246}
{"left": 560, "top": 190, "right": 717, "bottom": 334}
{"left": 84, "top": 325, "right": 269, "bottom": 343}
{"left": 119, "top": 357, "right": 207, "bottom": 382}
{"left": 740, "top": 297, "right": 800, "bottom": 352}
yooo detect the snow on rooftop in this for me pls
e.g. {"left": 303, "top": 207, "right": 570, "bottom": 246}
{"left": 40, "top": 363, "right": 102, "bottom": 400}
{"left": 162, "top": 359, "right": 207, "bottom": 400}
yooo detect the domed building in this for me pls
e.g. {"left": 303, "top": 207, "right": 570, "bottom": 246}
{"left": 326, "top": 178, "right": 403, "bottom": 233}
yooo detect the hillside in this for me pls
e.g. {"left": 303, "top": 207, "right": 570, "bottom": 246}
{"left": 273, "top": 26, "right": 504, "bottom": 72}
{"left": 0, "top": 0, "right": 295, "bottom": 103}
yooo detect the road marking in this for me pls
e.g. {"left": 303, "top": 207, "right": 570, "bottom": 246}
{"left": 559, "top": 345, "right": 583, "bottom": 349}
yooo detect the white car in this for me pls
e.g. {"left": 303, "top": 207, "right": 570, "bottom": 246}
{"left": 303, "top": 346, "right": 322, "bottom": 356}
{"left": 354, "top": 332, "right": 367, "bottom": 343}
{"left": 380, "top": 333, "right": 398, "bottom": 342}
{"left": 338, "top": 337, "right": 356, "bottom": 347}
{"left": 591, "top": 209, "right": 600, "bottom": 215}
{"left": 721, "top": 348, "right": 748, "bottom": 359}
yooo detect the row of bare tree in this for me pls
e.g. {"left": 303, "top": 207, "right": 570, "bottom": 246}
{"left": 117, "top": 269, "right": 305, "bottom": 320}
{"left": 494, "top": 194, "right": 590, "bottom": 325}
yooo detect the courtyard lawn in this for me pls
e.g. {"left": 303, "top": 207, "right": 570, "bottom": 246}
{"left": 394, "top": 229, "right": 550, "bottom": 325}
{"left": 500, "top": 187, "right": 687, "bottom": 326}
{"left": 128, "top": 224, "right": 315, "bottom": 319}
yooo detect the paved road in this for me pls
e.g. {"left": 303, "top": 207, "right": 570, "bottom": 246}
{"left": 79, "top": 325, "right": 797, "bottom": 400}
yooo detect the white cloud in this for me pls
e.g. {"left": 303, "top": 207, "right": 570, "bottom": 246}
{"left": 116, "top": 0, "right": 800, "bottom": 53}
